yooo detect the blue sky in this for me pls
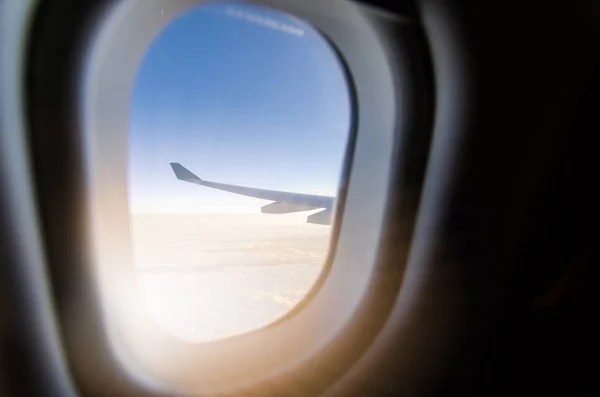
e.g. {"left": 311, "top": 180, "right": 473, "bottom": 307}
{"left": 129, "top": 2, "right": 351, "bottom": 213}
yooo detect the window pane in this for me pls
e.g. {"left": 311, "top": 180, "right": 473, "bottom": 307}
{"left": 129, "top": 2, "right": 351, "bottom": 342}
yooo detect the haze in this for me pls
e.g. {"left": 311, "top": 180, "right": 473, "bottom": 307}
{"left": 132, "top": 213, "right": 330, "bottom": 342}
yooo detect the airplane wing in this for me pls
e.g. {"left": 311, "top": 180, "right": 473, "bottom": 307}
{"left": 170, "top": 162, "right": 335, "bottom": 225}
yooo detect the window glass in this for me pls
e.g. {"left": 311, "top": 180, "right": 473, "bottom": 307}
{"left": 129, "top": 2, "right": 351, "bottom": 342}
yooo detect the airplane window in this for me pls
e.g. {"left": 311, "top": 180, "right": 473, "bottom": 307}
{"left": 129, "top": 2, "right": 351, "bottom": 342}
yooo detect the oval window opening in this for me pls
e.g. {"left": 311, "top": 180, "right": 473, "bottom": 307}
{"left": 129, "top": 2, "right": 351, "bottom": 343}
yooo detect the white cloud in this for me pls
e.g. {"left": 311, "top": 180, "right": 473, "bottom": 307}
{"left": 225, "top": 7, "right": 305, "bottom": 37}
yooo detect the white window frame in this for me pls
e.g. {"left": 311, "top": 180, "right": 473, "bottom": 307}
{"left": 81, "top": 0, "right": 402, "bottom": 394}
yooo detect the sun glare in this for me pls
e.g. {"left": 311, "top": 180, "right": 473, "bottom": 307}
{"left": 132, "top": 213, "right": 330, "bottom": 342}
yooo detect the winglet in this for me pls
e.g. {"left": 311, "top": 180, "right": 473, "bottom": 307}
{"left": 170, "top": 162, "right": 202, "bottom": 183}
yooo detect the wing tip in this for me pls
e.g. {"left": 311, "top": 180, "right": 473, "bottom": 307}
{"left": 170, "top": 162, "right": 202, "bottom": 182}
